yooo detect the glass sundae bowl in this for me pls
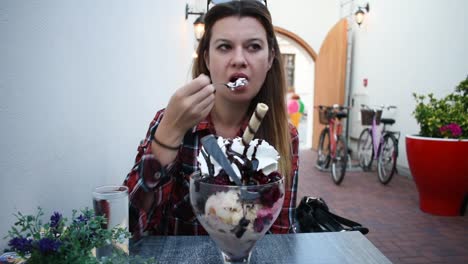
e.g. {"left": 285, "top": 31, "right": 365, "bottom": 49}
{"left": 190, "top": 172, "right": 285, "bottom": 263}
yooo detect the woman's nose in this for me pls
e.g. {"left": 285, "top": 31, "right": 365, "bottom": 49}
{"left": 230, "top": 47, "right": 247, "bottom": 68}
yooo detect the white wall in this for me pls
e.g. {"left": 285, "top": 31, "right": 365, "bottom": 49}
{"left": 0, "top": 0, "right": 196, "bottom": 249}
{"left": 348, "top": 0, "right": 468, "bottom": 172}
{"left": 270, "top": 0, "right": 340, "bottom": 55}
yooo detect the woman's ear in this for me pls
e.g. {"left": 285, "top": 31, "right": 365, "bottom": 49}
{"left": 268, "top": 49, "right": 275, "bottom": 69}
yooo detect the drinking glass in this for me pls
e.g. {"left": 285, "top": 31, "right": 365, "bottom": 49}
{"left": 190, "top": 172, "right": 284, "bottom": 263}
{"left": 92, "top": 185, "right": 129, "bottom": 259}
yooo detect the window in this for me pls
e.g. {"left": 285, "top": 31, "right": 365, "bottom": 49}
{"left": 282, "top": 53, "right": 295, "bottom": 91}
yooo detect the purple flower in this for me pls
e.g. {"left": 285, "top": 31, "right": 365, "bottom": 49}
{"left": 8, "top": 237, "right": 33, "bottom": 254}
{"left": 50, "top": 212, "right": 62, "bottom": 228}
{"left": 38, "top": 238, "right": 61, "bottom": 254}
{"left": 440, "top": 123, "right": 463, "bottom": 138}
{"left": 74, "top": 214, "right": 89, "bottom": 224}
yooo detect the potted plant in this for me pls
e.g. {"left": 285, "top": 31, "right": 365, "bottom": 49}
{"left": 2, "top": 207, "right": 154, "bottom": 264}
{"left": 406, "top": 76, "right": 468, "bottom": 216}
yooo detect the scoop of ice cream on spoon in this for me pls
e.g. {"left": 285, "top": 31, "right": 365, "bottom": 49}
{"left": 226, "top": 78, "right": 248, "bottom": 90}
{"left": 214, "top": 77, "right": 249, "bottom": 91}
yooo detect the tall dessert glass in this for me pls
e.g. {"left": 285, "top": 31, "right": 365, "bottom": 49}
{"left": 189, "top": 172, "right": 284, "bottom": 264}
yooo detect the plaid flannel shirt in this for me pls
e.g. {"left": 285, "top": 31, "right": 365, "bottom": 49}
{"left": 123, "top": 109, "right": 299, "bottom": 238}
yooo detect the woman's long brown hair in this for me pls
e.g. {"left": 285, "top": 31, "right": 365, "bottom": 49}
{"left": 192, "top": 1, "right": 292, "bottom": 186}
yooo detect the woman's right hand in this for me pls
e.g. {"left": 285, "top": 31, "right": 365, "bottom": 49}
{"left": 153, "top": 74, "right": 215, "bottom": 163}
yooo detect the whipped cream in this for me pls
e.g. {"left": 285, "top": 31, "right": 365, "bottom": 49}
{"left": 198, "top": 136, "right": 279, "bottom": 181}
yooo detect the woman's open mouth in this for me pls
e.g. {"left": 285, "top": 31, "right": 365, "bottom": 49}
{"left": 226, "top": 77, "right": 249, "bottom": 90}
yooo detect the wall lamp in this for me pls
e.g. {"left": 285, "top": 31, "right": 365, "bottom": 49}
{"left": 355, "top": 3, "right": 370, "bottom": 26}
{"left": 185, "top": 3, "right": 205, "bottom": 41}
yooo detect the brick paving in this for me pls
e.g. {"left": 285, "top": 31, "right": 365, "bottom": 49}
{"left": 297, "top": 148, "right": 468, "bottom": 264}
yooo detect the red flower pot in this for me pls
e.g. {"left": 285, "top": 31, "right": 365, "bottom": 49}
{"left": 406, "top": 135, "right": 468, "bottom": 216}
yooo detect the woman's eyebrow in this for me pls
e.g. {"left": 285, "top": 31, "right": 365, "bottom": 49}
{"left": 245, "top": 38, "right": 265, "bottom": 43}
{"left": 213, "top": 38, "right": 265, "bottom": 44}
{"left": 212, "top": 38, "right": 231, "bottom": 44}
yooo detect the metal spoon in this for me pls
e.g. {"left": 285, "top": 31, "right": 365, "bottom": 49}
{"left": 213, "top": 78, "right": 248, "bottom": 91}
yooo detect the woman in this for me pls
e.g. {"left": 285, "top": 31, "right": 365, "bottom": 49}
{"left": 124, "top": 0, "right": 299, "bottom": 238}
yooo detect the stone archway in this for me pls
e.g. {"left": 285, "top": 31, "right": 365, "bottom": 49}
{"left": 275, "top": 27, "right": 317, "bottom": 62}
{"left": 274, "top": 26, "right": 317, "bottom": 149}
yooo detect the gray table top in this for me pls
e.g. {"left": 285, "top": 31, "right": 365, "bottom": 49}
{"left": 130, "top": 231, "right": 391, "bottom": 264}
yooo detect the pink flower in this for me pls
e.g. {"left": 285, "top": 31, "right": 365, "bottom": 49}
{"left": 439, "top": 123, "right": 463, "bottom": 138}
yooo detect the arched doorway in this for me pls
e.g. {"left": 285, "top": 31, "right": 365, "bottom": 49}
{"left": 275, "top": 19, "right": 348, "bottom": 151}
{"left": 274, "top": 27, "right": 317, "bottom": 149}
{"left": 275, "top": 27, "right": 317, "bottom": 61}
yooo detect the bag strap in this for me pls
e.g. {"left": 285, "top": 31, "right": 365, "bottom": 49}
{"left": 314, "top": 208, "right": 344, "bottom": 232}
{"left": 315, "top": 207, "right": 369, "bottom": 235}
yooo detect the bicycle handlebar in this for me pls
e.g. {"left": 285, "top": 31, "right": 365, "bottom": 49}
{"left": 315, "top": 105, "right": 350, "bottom": 111}
{"left": 315, "top": 105, "right": 349, "bottom": 121}
{"left": 360, "top": 104, "right": 397, "bottom": 111}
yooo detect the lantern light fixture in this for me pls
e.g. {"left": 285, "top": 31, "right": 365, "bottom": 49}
{"left": 355, "top": 3, "right": 370, "bottom": 26}
{"left": 185, "top": 3, "right": 205, "bottom": 41}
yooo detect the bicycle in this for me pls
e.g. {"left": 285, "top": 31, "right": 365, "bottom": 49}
{"left": 357, "top": 104, "right": 400, "bottom": 184}
{"left": 315, "top": 104, "right": 349, "bottom": 185}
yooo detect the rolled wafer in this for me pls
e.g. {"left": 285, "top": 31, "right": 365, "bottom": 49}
{"left": 242, "top": 103, "right": 269, "bottom": 146}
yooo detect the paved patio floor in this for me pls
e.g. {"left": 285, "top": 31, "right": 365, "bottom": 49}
{"left": 297, "top": 148, "right": 468, "bottom": 264}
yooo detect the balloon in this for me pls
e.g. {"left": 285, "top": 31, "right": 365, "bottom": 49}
{"left": 298, "top": 100, "right": 305, "bottom": 113}
{"left": 290, "top": 112, "right": 302, "bottom": 127}
{"left": 287, "top": 100, "right": 299, "bottom": 114}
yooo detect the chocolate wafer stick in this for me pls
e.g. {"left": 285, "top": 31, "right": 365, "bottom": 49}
{"left": 242, "top": 103, "right": 269, "bottom": 146}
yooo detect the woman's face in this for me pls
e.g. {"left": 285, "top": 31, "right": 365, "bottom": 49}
{"left": 205, "top": 16, "right": 273, "bottom": 104}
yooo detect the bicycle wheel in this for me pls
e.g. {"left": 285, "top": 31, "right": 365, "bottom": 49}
{"left": 377, "top": 133, "right": 398, "bottom": 184}
{"left": 357, "top": 128, "right": 373, "bottom": 171}
{"left": 316, "top": 128, "right": 330, "bottom": 169}
{"left": 331, "top": 136, "right": 348, "bottom": 185}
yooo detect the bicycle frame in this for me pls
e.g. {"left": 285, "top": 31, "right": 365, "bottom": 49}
{"left": 328, "top": 116, "right": 343, "bottom": 159}
{"left": 366, "top": 106, "right": 399, "bottom": 160}
{"left": 370, "top": 117, "right": 382, "bottom": 160}
{"left": 358, "top": 104, "right": 400, "bottom": 184}
{"left": 316, "top": 105, "right": 349, "bottom": 184}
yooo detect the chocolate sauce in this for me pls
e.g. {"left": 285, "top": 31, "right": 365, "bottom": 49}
{"left": 252, "top": 139, "right": 263, "bottom": 159}
{"left": 225, "top": 139, "right": 264, "bottom": 185}
{"left": 242, "top": 142, "right": 250, "bottom": 156}
{"left": 200, "top": 138, "right": 267, "bottom": 186}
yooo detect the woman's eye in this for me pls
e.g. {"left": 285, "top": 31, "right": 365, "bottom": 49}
{"left": 217, "top": 44, "right": 231, "bottom": 51}
{"left": 247, "top": 43, "right": 262, "bottom": 52}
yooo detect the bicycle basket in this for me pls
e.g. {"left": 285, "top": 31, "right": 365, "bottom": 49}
{"left": 319, "top": 107, "right": 331, "bottom": 125}
{"left": 361, "top": 109, "right": 382, "bottom": 125}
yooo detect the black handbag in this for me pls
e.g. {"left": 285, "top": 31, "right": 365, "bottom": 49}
{"left": 295, "top": 196, "right": 369, "bottom": 235}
